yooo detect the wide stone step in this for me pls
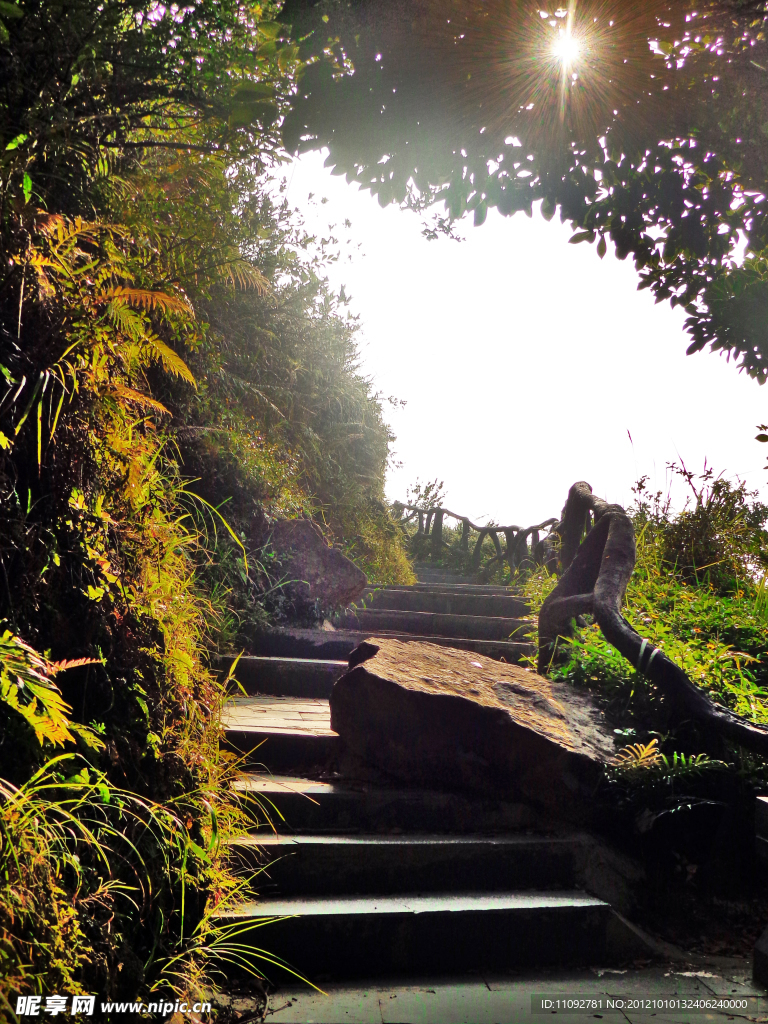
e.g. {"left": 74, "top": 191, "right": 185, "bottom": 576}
{"left": 220, "top": 891, "right": 609, "bottom": 979}
{"left": 382, "top": 585, "right": 524, "bottom": 600}
{"left": 413, "top": 565, "right": 475, "bottom": 584}
{"left": 222, "top": 697, "right": 338, "bottom": 772}
{"left": 230, "top": 833, "right": 580, "bottom": 895}
{"left": 233, "top": 774, "right": 537, "bottom": 834}
{"left": 332, "top": 608, "right": 533, "bottom": 642}
{"left": 220, "top": 656, "right": 346, "bottom": 698}
{"left": 360, "top": 588, "right": 529, "bottom": 617}
{"left": 245, "top": 627, "right": 533, "bottom": 663}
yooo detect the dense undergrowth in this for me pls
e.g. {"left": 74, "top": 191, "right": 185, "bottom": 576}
{"left": 0, "top": 0, "right": 410, "bottom": 1010}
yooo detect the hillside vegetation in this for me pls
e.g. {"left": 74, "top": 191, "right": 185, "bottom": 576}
{"left": 0, "top": 0, "right": 409, "bottom": 1005}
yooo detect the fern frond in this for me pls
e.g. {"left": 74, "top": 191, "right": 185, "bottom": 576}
{"left": 111, "top": 383, "right": 171, "bottom": 415}
{"left": 0, "top": 629, "right": 103, "bottom": 748}
{"left": 107, "top": 300, "right": 145, "bottom": 342}
{"left": 229, "top": 261, "right": 270, "bottom": 294}
{"left": 35, "top": 213, "right": 66, "bottom": 237}
{"left": 99, "top": 286, "right": 192, "bottom": 315}
{"left": 47, "top": 657, "right": 104, "bottom": 675}
{"left": 611, "top": 737, "right": 663, "bottom": 768}
{"left": 26, "top": 253, "right": 57, "bottom": 270}
{"left": 143, "top": 333, "right": 196, "bottom": 386}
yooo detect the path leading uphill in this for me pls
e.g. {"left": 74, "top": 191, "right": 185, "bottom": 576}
{"left": 214, "top": 568, "right": 765, "bottom": 1021}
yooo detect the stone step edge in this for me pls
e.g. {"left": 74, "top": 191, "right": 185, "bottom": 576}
{"left": 224, "top": 724, "right": 339, "bottom": 738}
{"left": 243, "top": 628, "right": 534, "bottom": 642}
{"left": 241, "top": 628, "right": 534, "bottom": 660}
{"left": 217, "top": 655, "right": 347, "bottom": 668}
{"left": 228, "top": 833, "right": 580, "bottom": 848}
{"left": 230, "top": 773, "right": 532, "bottom": 798}
{"left": 336, "top": 610, "right": 534, "bottom": 624}
{"left": 215, "top": 890, "right": 608, "bottom": 920}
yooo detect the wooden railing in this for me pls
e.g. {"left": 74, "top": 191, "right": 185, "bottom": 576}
{"left": 391, "top": 502, "right": 558, "bottom": 571}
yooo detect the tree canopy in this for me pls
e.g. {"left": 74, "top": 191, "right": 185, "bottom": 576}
{"left": 281, "top": 0, "right": 768, "bottom": 379}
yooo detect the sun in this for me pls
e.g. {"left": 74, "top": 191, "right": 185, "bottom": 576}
{"left": 552, "top": 30, "right": 581, "bottom": 67}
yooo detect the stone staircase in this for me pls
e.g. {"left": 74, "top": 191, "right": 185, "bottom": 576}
{"left": 218, "top": 574, "right": 622, "bottom": 984}
{"left": 241, "top": 577, "right": 535, "bottom": 663}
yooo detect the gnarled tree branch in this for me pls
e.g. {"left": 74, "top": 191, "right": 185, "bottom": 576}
{"left": 539, "top": 481, "right": 768, "bottom": 756}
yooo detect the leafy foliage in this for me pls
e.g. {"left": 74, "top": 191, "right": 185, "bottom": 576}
{"left": 282, "top": 0, "right": 768, "bottom": 379}
{"left": 0, "top": 631, "right": 100, "bottom": 748}
{"left": 0, "top": 752, "right": 277, "bottom": 1001}
{"left": 0, "top": 0, "right": 410, "bottom": 1004}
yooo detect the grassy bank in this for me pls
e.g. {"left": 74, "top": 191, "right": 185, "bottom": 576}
{"left": 0, "top": 0, "right": 410, "bottom": 1008}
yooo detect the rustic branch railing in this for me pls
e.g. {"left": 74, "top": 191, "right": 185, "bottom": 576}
{"left": 392, "top": 502, "right": 558, "bottom": 572}
{"left": 539, "top": 481, "right": 768, "bottom": 757}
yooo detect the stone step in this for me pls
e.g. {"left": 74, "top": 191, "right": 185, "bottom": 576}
{"left": 222, "top": 697, "right": 338, "bottom": 772}
{"left": 230, "top": 833, "right": 580, "bottom": 895}
{"left": 221, "top": 656, "right": 346, "bottom": 698}
{"left": 413, "top": 565, "right": 475, "bottom": 584}
{"left": 392, "top": 583, "right": 524, "bottom": 596}
{"left": 219, "top": 891, "right": 609, "bottom": 979}
{"left": 360, "top": 588, "right": 529, "bottom": 617}
{"left": 332, "top": 608, "right": 533, "bottom": 642}
{"left": 233, "top": 775, "right": 537, "bottom": 834}
{"left": 245, "top": 627, "right": 533, "bottom": 663}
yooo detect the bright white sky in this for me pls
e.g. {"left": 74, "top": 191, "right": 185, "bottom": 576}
{"left": 280, "top": 150, "right": 768, "bottom": 528}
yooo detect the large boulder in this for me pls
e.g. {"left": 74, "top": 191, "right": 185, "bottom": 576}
{"left": 329, "top": 638, "right": 615, "bottom": 820}
{"left": 270, "top": 518, "right": 367, "bottom": 613}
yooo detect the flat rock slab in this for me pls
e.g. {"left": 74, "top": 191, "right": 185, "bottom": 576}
{"left": 329, "top": 638, "right": 615, "bottom": 819}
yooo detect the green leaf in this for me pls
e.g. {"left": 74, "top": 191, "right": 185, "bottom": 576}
{"left": 4, "top": 132, "right": 27, "bottom": 151}
{"left": 597, "top": 235, "right": 607, "bottom": 259}
{"left": 232, "top": 81, "right": 274, "bottom": 100}
{"left": 756, "top": 434, "right": 768, "bottom": 442}
{"left": 541, "top": 197, "right": 556, "bottom": 221}
{"left": 22, "top": 171, "right": 31, "bottom": 203}
{"left": 0, "top": 3, "right": 23, "bottom": 20}
{"left": 258, "top": 21, "right": 281, "bottom": 39}
{"left": 569, "top": 230, "right": 595, "bottom": 244}
{"left": 229, "top": 100, "right": 277, "bottom": 128}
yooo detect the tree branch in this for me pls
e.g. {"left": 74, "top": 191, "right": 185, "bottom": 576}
{"left": 538, "top": 481, "right": 768, "bottom": 756}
